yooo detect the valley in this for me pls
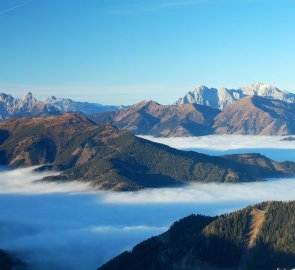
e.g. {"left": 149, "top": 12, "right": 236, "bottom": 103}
{"left": 0, "top": 137, "right": 294, "bottom": 270}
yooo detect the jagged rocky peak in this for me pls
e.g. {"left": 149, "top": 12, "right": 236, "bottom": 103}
{"left": 0, "top": 92, "right": 126, "bottom": 121}
{"left": 23, "top": 91, "right": 34, "bottom": 100}
{"left": 21, "top": 92, "right": 37, "bottom": 105}
{"left": 46, "top": 95, "right": 57, "bottom": 101}
{"left": 242, "top": 82, "right": 283, "bottom": 96}
{"left": 46, "top": 96, "right": 78, "bottom": 112}
{"left": 0, "top": 93, "right": 14, "bottom": 102}
{"left": 176, "top": 83, "right": 295, "bottom": 109}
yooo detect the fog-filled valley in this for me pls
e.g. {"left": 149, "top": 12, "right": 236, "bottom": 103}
{"left": 0, "top": 136, "right": 294, "bottom": 269}
{"left": 141, "top": 135, "right": 295, "bottom": 162}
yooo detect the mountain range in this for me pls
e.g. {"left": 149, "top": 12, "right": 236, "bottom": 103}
{"left": 1, "top": 83, "right": 295, "bottom": 136}
{"left": 176, "top": 82, "right": 295, "bottom": 109}
{"left": 90, "top": 100, "right": 220, "bottom": 136}
{"left": 0, "top": 114, "right": 294, "bottom": 191}
{"left": 98, "top": 201, "right": 295, "bottom": 270}
{"left": 92, "top": 95, "right": 295, "bottom": 136}
{"left": 214, "top": 95, "right": 295, "bottom": 135}
{"left": 0, "top": 92, "right": 126, "bottom": 121}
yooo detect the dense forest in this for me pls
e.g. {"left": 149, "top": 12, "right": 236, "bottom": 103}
{"left": 98, "top": 201, "right": 295, "bottom": 270}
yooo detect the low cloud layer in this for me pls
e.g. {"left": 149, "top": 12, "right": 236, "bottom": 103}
{"left": 1, "top": 166, "right": 295, "bottom": 269}
{"left": 140, "top": 135, "right": 295, "bottom": 150}
{"left": 101, "top": 178, "right": 295, "bottom": 204}
{"left": 0, "top": 166, "right": 91, "bottom": 194}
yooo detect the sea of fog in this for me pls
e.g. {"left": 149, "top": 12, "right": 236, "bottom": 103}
{"left": 1, "top": 135, "right": 295, "bottom": 270}
{"left": 140, "top": 135, "right": 295, "bottom": 161}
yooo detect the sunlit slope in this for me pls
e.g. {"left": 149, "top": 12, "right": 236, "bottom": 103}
{"left": 0, "top": 114, "right": 294, "bottom": 191}
{"left": 214, "top": 96, "right": 295, "bottom": 135}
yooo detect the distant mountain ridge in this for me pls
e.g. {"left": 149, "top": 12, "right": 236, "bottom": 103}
{"left": 176, "top": 83, "right": 295, "bottom": 109}
{"left": 2, "top": 85, "right": 295, "bottom": 136}
{"left": 92, "top": 95, "right": 295, "bottom": 136}
{"left": 0, "top": 92, "right": 60, "bottom": 120}
{"left": 98, "top": 201, "right": 295, "bottom": 270}
{"left": 45, "top": 95, "right": 128, "bottom": 114}
{"left": 0, "top": 92, "right": 126, "bottom": 120}
{"left": 90, "top": 100, "right": 220, "bottom": 136}
{"left": 214, "top": 95, "right": 295, "bottom": 135}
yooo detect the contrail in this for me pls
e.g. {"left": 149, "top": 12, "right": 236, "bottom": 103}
{"left": 0, "top": 2, "right": 26, "bottom": 16}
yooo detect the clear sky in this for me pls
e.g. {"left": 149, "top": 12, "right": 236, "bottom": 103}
{"left": 1, "top": 0, "right": 295, "bottom": 105}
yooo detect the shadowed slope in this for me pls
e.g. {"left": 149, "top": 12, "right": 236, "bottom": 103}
{"left": 98, "top": 201, "right": 295, "bottom": 270}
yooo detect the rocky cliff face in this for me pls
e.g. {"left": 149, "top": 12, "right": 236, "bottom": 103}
{"left": 176, "top": 83, "right": 295, "bottom": 109}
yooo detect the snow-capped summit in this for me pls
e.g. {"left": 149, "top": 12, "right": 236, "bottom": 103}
{"left": 46, "top": 96, "right": 79, "bottom": 112}
{"left": 0, "top": 92, "right": 127, "bottom": 121}
{"left": 241, "top": 83, "right": 294, "bottom": 100}
{"left": 45, "top": 96, "right": 126, "bottom": 114}
{"left": 23, "top": 92, "right": 34, "bottom": 101}
{"left": 176, "top": 83, "right": 295, "bottom": 109}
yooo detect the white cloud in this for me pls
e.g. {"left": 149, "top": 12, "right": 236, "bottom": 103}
{"left": 1, "top": 167, "right": 295, "bottom": 269}
{"left": 0, "top": 167, "right": 91, "bottom": 194}
{"left": 100, "top": 178, "right": 295, "bottom": 204}
{"left": 87, "top": 225, "right": 168, "bottom": 233}
{"left": 139, "top": 135, "right": 295, "bottom": 150}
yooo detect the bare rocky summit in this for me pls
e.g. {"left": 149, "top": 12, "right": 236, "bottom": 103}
{"left": 176, "top": 83, "right": 295, "bottom": 109}
{"left": 0, "top": 92, "right": 125, "bottom": 121}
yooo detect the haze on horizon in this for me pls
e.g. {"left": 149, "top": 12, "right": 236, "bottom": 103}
{"left": 1, "top": 0, "right": 295, "bottom": 105}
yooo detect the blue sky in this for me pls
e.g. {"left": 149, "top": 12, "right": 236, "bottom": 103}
{"left": 1, "top": 0, "right": 295, "bottom": 105}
